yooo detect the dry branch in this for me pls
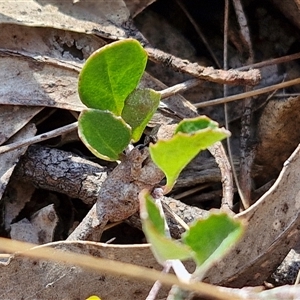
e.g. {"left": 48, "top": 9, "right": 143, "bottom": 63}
{"left": 14, "top": 145, "right": 208, "bottom": 239}
{"left": 145, "top": 47, "right": 261, "bottom": 86}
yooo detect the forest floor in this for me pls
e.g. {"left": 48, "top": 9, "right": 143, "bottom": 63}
{"left": 1, "top": 0, "right": 300, "bottom": 299}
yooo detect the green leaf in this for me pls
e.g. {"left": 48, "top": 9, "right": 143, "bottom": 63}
{"left": 182, "top": 213, "right": 243, "bottom": 276}
{"left": 149, "top": 117, "right": 230, "bottom": 193}
{"left": 144, "top": 190, "right": 165, "bottom": 235}
{"left": 78, "top": 39, "right": 147, "bottom": 115}
{"left": 175, "top": 116, "right": 218, "bottom": 133}
{"left": 122, "top": 89, "right": 161, "bottom": 142}
{"left": 139, "top": 190, "right": 192, "bottom": 264}
{"left": 78, "top": 109, "right": 131, "bottom": 161}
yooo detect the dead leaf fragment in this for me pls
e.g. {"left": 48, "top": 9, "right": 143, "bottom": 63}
{"left": 0, "top": 53, "right": 84, "bottom": 111}
{"left": 0, "top": 106, "right": 42, "bottom": 145}
{"left": 124, "top": 0, "right": 157, "bottom": 17}
{"left": 0, "top": 0, "right": 130, "bottom": 39}
{"left": 205, "top": 144, "right": 300, "bottom": 287}
{"left": 0, "top": 241, "right": 171, "bottom": 300}
{"left": 3, "top": 179, "right": 35, "bottom": 231}
{"left": 0, "top": 123, "right": 36, "bottom": 200}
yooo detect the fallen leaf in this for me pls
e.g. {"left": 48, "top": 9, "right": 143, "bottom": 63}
{"left": 3, "top": 179, "right": 35, "bottom": 231}
{"left": 124, "top": 0, "right": 157, "bottom": 17}
{"left": 0, "top": 53, "right": 84, "bottom": 111}
{"left": 204, "top": 144, "right": 300, "bottom": 287}
{"left": 0, "top": 123, "right": 36, "bottom": 199}
{"left": 0, "top": 241, "right": 178, "bottom": 299}
{"left": 0, "top": 106, "right": 41, "bottom": 145}
{"left": 0, "top": 0, "right": 130, "bottom": 39}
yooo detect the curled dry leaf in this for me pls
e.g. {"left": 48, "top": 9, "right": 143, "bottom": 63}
{"left": 254, "top": 95, "right": 300, "bottom": 185}
{"left": 204, "top": 144, "right": 300, "bottom": 287}
{"left": 0, "top": 53, "right": 84, "bottom": 111}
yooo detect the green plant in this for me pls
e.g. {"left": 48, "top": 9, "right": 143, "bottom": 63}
{"left": 78, "top": 39, "right": 160, "bottom": 161}
{"left": 78, "top": 39, "right": 230, "bottom": 191}
{"left": 77, "top": 39, "right": 244, "bottom": 298}
{"left": 139, "top": 190, "right": 243, "bottom": 282}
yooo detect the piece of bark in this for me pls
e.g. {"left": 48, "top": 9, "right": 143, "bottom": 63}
{"left": 14, "top": 145, "right": 210, "bottom": 238}
{"left": 14, "top": 145, "right": 110, "bottom": 205}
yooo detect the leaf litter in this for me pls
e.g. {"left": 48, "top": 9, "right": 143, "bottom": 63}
{"left": 1, "top": 0, "right": 300, "bottom": 299}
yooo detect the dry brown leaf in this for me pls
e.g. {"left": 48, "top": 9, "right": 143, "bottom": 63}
{"left": 124, "top": 0, "right": 157, "bottom": 17}
{"left": 0, "top": 123, "right": 36, "bottom": 199}
{"left": 254, "top": 95, "right": 300, "bottom": 185}
{"left": 0, "top": 0, "right": 130, "bottom": 39}
{"left": 3, "top": 179, "right": 36, "bottom": 231}
{"left": 0, "top": 23, "right": 106, "bottom": 112}
{"left": 205, "top": 144, "right": 300, "bottom": 287}
{"left": 0, "top": 106, "right": 42, "bottom": 145}
{"left": 0, "top": 53, "right": 84, "bottom": 111}
{"left": 0, "top": 23, "right": 106, "bottom": 61}
{"left": 10, "top": 203, "right": 59, "bottom": 245}
{"left": 0, "top": 241, "right": 171, "bottom": 300}
{"left": 270, "top": 0, "right": 300, "bottom": 30}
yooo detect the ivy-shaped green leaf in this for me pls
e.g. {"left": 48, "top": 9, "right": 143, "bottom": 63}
{"left": 78, "top": 109, "right": 131, "bottom": 161}
{"left": 149, "top": 116, "right": 230, "bottom": 193}
{"left": 122, "top": 89, "right": 161, "bottom": 142}
{"left": 182, "top": 213, "right": 243, "bottom": 277}
{"left": 175, "top": 116, "right": 218, "bottom": 133}
{"left": 78, "top": 39, "right": 147, "bottom": 115}
{"left": 139, "top": 190, "right": 192, "bottom": 265}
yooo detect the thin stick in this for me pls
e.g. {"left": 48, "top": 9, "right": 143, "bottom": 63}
{"left": 237, "top": 52, "right": 300, "bottom": 71}
{"left": 220, "top": 0, "right": 235, "bottom": 211}
{"left": 0, "top": 122, "right": 78, "bottom": 154}
{"left": 194, "top": 77, "right": 300, "bottom": 108}
{"left": 0, "top": 238, "right": 244, "bottom": 300}
{"left": 159, "top": 78, "right": 201, "bottom": 99}
{"left": 232, "top": 0, "right": 255, "bottom": 209}
{"left": 146, "top": 47, "right": 261, "bottom": 86}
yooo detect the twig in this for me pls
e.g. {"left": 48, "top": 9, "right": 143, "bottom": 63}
{"left": 117, "top": 20, "right": 261, "bottom": 86}
{"left": 146, "top": 262, "right": 172, "bottom": 300}
{"left": 173, "top": 184, "right": 211, "bottom": 200}
{"left": 194, "top": 77, "right": 300, "bottom": 108}
{"left": 221, "top": 0, "right": 235, "bottom": 212}
{"left": 237, "top": 52, "right": 300, "bottom": 71}
{"left": 0, "top": 122, "right": 78, "bottom": 155}
{"left": 0, "top": 237, "right": 245, "bottom": 300}
{"left": 159, "top": 78, "right": 201, "bottom": 99}
{"left": 232, "top": 0, "right": 255, "bottom": 209}
{"left": 209, "top": 142, "right": 234, "bottom": 212}
{"left": 232, "top": 0, "right": 254, "bottom": 60}
{"left": 14, "top": 144, "right": 110, "bottom": 205}
{"left": 145, "top": 46, "right": 260, "bottom": 86}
